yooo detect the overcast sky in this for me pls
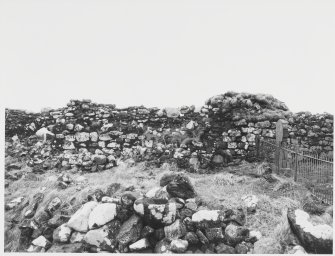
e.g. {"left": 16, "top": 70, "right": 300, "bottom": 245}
{"left": 0, "top": 0, "right": 334, "bottom": 114}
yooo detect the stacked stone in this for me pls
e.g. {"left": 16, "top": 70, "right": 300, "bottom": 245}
{"left": 200, "top": 92, "right": 292, "bottom": 162}
{"left": 17, "top": 173, "right": 259, "bottom": 253}
{"left": 5, "top": 93, "right": 334, "bottom": 170}
{"left": 287, "top": 112, "right": 333, "bottom": 155}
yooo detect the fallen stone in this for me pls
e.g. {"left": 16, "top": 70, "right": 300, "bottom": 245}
{"left": 166, "top": 174, "right": 196, "bottom": 199}
{"left": 129, "top": 238, "right": 151, "bottom": 252}
{"left": 154, "top": 238, "right": 172, "bottom": 253}
{"left": 134, "top": 198, "right": 176, "bottom": 228}
{"left": 170, "top": 239, "right": 189, "bottom": 253}
{"left": 31, "top": 235, "right": 51, "bottom": 249}
{"left": 116, "top": 214, "right": 143, "bottom": 246}
{"left": 224, "top": 223, "right": 249, "bottom": 246}
{"left": 47, "top": 243, "right": 84, "bottom": 253}
{"left": 164, "top": 219, "right": 187, "bottom": 240}
{"left": 70, "top": 232, "right": 85, "bottom": 243}
{"left": 67, "top": 201, "right": 98, "bottom": 232}
{"left": 88, "top": 203, "right": 117, "bottom": 229}
{"left": 241, "top": 194, "right": 258, "bottom": 213}
{"left": 53, "top": 224, "right": 72, "bottom": 243}
{"left": 288, "top": 245, "right": 307, "bottom": 254}
{"left": 184, "top": 231, "right": 199, "bottom": 245}
{"left": 287, "top": 208, "right": 333, "bottom": 254}
{"left": 215, "top": 243, "right": 235, "bottom": 254}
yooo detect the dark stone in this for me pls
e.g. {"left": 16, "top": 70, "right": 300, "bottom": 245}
{"left": 224, "top": 223, "right": 249, "bottom": 246}
{"left": 104, "top": 219, "right": 122, "bottom": 250}
{"left": 196, "top": 229, "right": 209, "bottom": 245}
{"left": 47, "top": 214, "right": 70, "bottom": 228}
{"left": 166, "top": 174, "right": 196, "bottom": 199}
{"left": 47, "top": 243, "right": 84, "bottom": 253}
{"left": 160, "top": 173, "right": 179, "bottom": 187}
{"left": 154, "top": 228, "right": 165, "bottom": 241}
{"left": 105, "top": 183, "right": 121, "bottom": 197}
{"left": 116, "top": 214, "right": 143, "bottom": 246}
{"left": 116, "top": 205, "right": 134, "bottom": 223}
{"left": 184, "top": 232, "right": 199, "bottom": 245}
{"left": 215, "top": 243, "right": 236, "bottom": 254}
{"left": 235, "top": 242, "right": 249, "bottom": 254}
{"left": 93, "top": 189, "right": 105, "bottom": 202}
{"left": 221, "top": 208, "right": 246, "bottom": 226}
{"left": 141, "top": 225, "right": 155, "bottom": 238}
{"left": 24, "top": 193, "right": 44, "bottom": 219}
{"left": 205, "top": 227, "right": 224, "bottom": 243}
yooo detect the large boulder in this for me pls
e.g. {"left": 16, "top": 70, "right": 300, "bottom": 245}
{"left": 88, "top": 203, "right": 117, "bottom": 229}
{"left": 287, "top": 208, "right": 333, "bottom": 254}
{"left": 133, "top": 198, "right": 176, "bottom": 228}
{"left": 67, "top": 201, "right": 98, "bottom": 232}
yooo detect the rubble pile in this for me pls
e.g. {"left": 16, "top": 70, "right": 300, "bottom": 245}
{"left": 12, "top": 173, "right": 262, "bottom": 253}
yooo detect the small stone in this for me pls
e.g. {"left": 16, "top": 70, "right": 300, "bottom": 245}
{"left": 235, "top": 242, "right": 249, "bottom": 254}
{"left": 154, "top": 238, "right": 172, "bottom": 253}
{"left": 70, "top": 231, "right": 85, "bottom": 243}
{"left": 45, "top": 197, "right": 62, "bottom": 215}
{"left": 184, "top": 232, "right": 199, "bottom": 245}
{"left": 53, "top": 224, "right": 72, "bottom": 243}
{"left": 205, "top": 227, "right": 224, "bottom": 242}
{"left": 215, "top": 243, "right": 235, "bottom": 254}
{"left": 129, "top": 238, "right": 151, "bottom": 251}
{"left": 170, "top": 239, "right": 189, "bottom": 253}
{"left": 288, "top": 245, "right": 307, "bottom": 254}
{"left": 241, "top": 195, "right": 258, "bottom": 213}
{"left": 196, "top": 229, "right": 209, "bottom": 245}
{"left": 164, "top": 219, "right": 187, "bottom": 240}
{"left": 225, "top": 223, "right": 249, "bottom": 246}
{"left": 31, "top": 235, "right": 51, "bottom": 249}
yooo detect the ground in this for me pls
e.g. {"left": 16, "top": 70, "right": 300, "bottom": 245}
{"left": 5, "top": 157, "right": 323, "bottom": 253}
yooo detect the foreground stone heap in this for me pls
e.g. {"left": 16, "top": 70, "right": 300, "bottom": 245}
{"left": 17, "top": 173, "right": 260, "bottom": 253}
{"left": 5, "top": 92, "right": 333, "bottom": 175}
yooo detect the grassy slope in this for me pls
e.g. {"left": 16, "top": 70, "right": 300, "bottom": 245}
{"left": 5, "top": 160, "right": 312, "bottom": 253}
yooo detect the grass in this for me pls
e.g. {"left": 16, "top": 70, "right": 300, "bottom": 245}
{"left": 4, "top": 160, "right": 314, "bottom": 252}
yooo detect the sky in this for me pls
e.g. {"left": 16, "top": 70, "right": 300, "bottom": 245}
{"left": 0, "top": 0, "right": 334, "bottom": 114}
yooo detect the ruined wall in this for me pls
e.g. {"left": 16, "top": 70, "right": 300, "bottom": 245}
{"left": 5, "top": 93, "right": 333, "bottom": 172}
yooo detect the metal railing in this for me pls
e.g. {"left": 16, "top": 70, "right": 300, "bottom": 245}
{"left": 256, "top": 137, "right": 333, "bottom": 205}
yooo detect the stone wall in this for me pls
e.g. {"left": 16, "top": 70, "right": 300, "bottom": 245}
{"left": 5, "top": 92, "right": 333, "bottom": 172}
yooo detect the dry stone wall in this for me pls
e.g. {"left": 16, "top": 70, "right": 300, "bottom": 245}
{"left": 5, "top": 92, "right": 333, "bottom": 172}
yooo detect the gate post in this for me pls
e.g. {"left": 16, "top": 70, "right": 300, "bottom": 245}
{"left": 255, "top": 135, "right": 260, "bottom": 159}
{"left": 294, "top": 145, "right": 298, "bottom": 182}
{"left": 275, "top": 119, "right": 289, "bottom": 174}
